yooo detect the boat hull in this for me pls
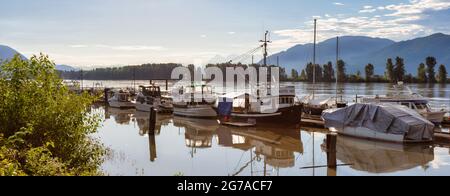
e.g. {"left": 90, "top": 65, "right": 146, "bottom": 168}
{"left": 135, "top": 102, "right": 173, "bottom": 113}
{"left": 109, "top": 101, "right": 135, "bottom": 109}
{"left": 224, "top": 105, "right": 302, "bottom": 125}
{"left": 330, "top": 127, "right": 433, "bottom": 143}
{"left": 173, "top": 105, "right": 217, "bottom": 118}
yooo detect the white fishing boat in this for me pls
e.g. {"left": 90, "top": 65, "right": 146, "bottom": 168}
{"left": 216, "top": 86, "right": 302, "bottom": 125}
{"left": 172, "top": 84, "right": 217, "bottom": 118}
{"left": 133, "top": 85, "right": 173, "bottom": 113}
{"left": 322, "top": 103, "right": 435, "bottom": 143}
{"left": 108, "top": 89, "right": 135, "bottom": 109}
{"left": 363, "top": 82, "right": 447, "bottom": 124}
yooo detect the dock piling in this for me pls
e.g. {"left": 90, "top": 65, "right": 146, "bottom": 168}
{"left": 326, "top": 133, "right": 337, "bottom": 174}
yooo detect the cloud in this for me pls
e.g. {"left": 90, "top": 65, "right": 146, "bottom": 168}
{"left": 200, "top": 34, "right": 207, "bottom": 38}
{"left": 271, "top": 0, "right": 450, "bottom": 50}
{"left": 360, "top": 5, "right": 377, "bottom": 13}
{"left": 110, "top": 46, "right": 166, "bottom": 51}
{"left": 68, "top": 44, "right": 166, "bottom": 51}
{"left": 69, "top": 45, "right": 88, "bottom": 48}
{"left": 228, "top": 32, "right": 236, "bottom": 35}
{"left": 333, "top": 2, "right": 344, "bottom": 6}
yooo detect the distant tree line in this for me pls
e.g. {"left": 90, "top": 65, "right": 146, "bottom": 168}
{"left": 59, "top": 63, "right": 182, "bottom": 80}
{"left": 289, "top": 56, "right": 448, "bottom": 84}
{"left": 59, "top": 62, "right": 289, "bottom": 81}
{"left": 59, "top": 57, "right": 447, "bottom": 84}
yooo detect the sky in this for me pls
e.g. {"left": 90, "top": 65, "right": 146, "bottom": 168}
{"left": 1, "top": 0, "right": 449, "bottom": 68}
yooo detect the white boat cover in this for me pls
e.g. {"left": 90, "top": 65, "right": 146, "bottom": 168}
{"left": 322, "top": 103, "right": 435, "bottom": 141}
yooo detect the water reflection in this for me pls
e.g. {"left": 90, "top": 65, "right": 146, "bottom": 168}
{"left": 97, "top": 105, "right": 450, "bottom": 176}
{"left": 334, "top": 136, "right": 434, "bottom": 173}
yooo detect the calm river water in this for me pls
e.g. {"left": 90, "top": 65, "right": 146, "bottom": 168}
{"left": 86, "top": 81, "right": 450, "bottom": 176}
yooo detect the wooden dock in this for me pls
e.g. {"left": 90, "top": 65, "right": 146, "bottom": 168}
{"left": 300, "top": 113, "right": 325, "bottom": 127}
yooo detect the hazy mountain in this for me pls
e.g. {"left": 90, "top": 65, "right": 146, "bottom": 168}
{"left": 360, "top": 33, "right": 450, "bottom": 74}
{"left": 56, "top": 64, "right": 78, "bottom": 71}
{"left": 0, "top": 45, "right": 27, "bottom": 61}
{"left": 264, "top": 33, "right": 450, "bottom": 75}
{"left": 263, "top": 36, "right": 395, "bottom": 73}
{"left": 1, "top": 44, "right": 78, "bottom": 71}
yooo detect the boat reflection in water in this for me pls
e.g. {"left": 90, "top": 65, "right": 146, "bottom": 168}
{"left": 173, "top": 117, "right": 219, "bottom": 157}
{"left": 98, "top": 106, "right": 445, "bottom": 176}
{"left": 104, "top": 106, "right": 135, "bottom": 125}
{"left": 217, "top": 126, "right": 303, "bottom": 175}
{"left": 333, "top": 136, "right": 434, "bottom": 174}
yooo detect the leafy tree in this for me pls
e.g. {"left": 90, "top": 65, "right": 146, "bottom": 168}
{"left": 291, "top": 69, "right": 299, "bottom": 80}
{"left": 438, "top": 64, "right": 448, "bottom": 84}
{"left": 394, "top": 56, "right": 405, "bottom": 82}
{"left": 426, "top": 56, "right": 437, "bottom": 83}
{"left": 386, "top": 58, "right": 394, "bottom": 83}
{"left": 417, "top": 63, "right": 427, "bottom": 83}
{"left": 336, "top": 60, "right": 346, "bottom": 83}
{"left": 0, "top": 54, "right": 105, "bottom": 176}
{"left": 322, "top": 62, "right": 334, "bottom": 83}
{"left": 299, "top": 69, "right": 307, "bottom": 81}
{"left": 365, "top": 63, "right": 374, "bottom": 82}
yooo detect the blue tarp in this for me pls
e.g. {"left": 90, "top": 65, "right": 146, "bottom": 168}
{"left": 218, "top": 101, "right": 233, "bottom": 116}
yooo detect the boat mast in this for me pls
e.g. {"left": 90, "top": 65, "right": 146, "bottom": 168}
{"left": 260, "top": 31, "right": 270, "bottom": 67}
{"left": 313, "top": 19, "right": 317, "bottom": 99}
{"left": 335, "top": 36, "right": 339, "bottom": 104}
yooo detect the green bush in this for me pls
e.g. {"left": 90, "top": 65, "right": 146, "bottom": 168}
{"left": 0, "top": 54, "right": 105, "bottom": 176}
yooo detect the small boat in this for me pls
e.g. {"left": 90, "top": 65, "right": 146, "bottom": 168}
{"left": 363, "top": 82, "right": 447, "bottom": 124}
{"left": 216, "top": 86, "right": 302, "bottom": 125}
{"left": 134, "top": 85, "right": 173, "bottom": 113}
{"left": 172, "top": 84, "right": 217, "bottom": 118}
{"left": 108, "top": 89, "right": 135, "bottom": 109}
{"left": 300, "top": 21, "right": 347, "bottom": 125}
{"left": 322, "top": 103, "right": 435, "bottom": 143}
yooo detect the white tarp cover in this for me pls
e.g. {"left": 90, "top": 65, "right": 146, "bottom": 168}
{"left": 322, "top": 103, "right": 435, "bottom": 141}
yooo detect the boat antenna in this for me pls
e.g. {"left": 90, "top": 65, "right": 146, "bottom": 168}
{"left": 313, "top": 19, "right": 317, "bottom": 99}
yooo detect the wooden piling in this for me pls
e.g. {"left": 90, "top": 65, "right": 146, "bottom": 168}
{"left": 326, "top": 133, "right": 337, "bottom": 168}
{"left": 165, "top": 80, "right": 168, "bottom": 91}
{"left": 104, "top": 88, "right": 110, "bottom": 104}
{"left": 149, "top": 107, "right": 157, "bottom": 162}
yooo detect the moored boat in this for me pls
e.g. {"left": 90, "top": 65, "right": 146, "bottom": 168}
{"left": 134, "top": 85, "right": 173, "bottom": 113}
{"left": 108, "top": 89, "right": 135, "bottom": 109}
{"left": 363, "top": 82, "right": 447, "bottom": 124}
{"left": 216, "top": 86, "right": 302, "bottom": 125}
{"left": 322, "top": 103, "right": 435, "bottom": 143}
{"left": 172, "top": 84, "right": 217, "bottom": 118}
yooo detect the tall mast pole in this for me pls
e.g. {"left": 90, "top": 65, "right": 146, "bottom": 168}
{"left": 313, "top": 19, "right": 317, "bottom": 99}
{"left": 261, "top": 30, "right": 270, "bottom": 67}
{"left": 336, "top": 36, "right": 339, "bottom": 104}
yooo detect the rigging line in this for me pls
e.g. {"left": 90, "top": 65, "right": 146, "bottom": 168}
{"left": 232, "top": 150, "right": 248, "bottom": 174}
{"left": 231, "top": 154, "right": 258, "bottom": 176}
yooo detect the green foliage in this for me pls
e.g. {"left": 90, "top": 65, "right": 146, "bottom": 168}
{"left": 299, "top": 70, "right": 307, "bottom": 81}
{"left": 290, "top": 69, "right": 299, "bottom": 80}
{"left": 417, "top": 63, "right": 427, "bottom": 83}
{"left": 438, "top": 64, "right": 448, "bottom": 84}
{"left": 365, "top": 63, "right": 374, "bottom": 82}
{"left": 336, "top": 60, "right": 346, "bottom": 83}
{"left": 394, "top": 57, "right": 405, "bottom": 82}
{"left": 426, "top": 56, "right": 437, "bottom": 83}
{"left": 386, "top": 58, "right": 395, "bottom": 83}
{"left": 0, "top": 54, "right": 105, "bottom": 176}
{"left": 322, "top": 62, "right": 335, "bottom": 83}
{"left": 59, "top": 63, "right": 181, "bottom": 80}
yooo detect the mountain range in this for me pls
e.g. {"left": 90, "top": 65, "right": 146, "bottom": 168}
{"left": 0, "top": 45, "right": 78, "bottom": 71}
{"left": 262, "top": 33, "right": 450, "bottom": 75}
